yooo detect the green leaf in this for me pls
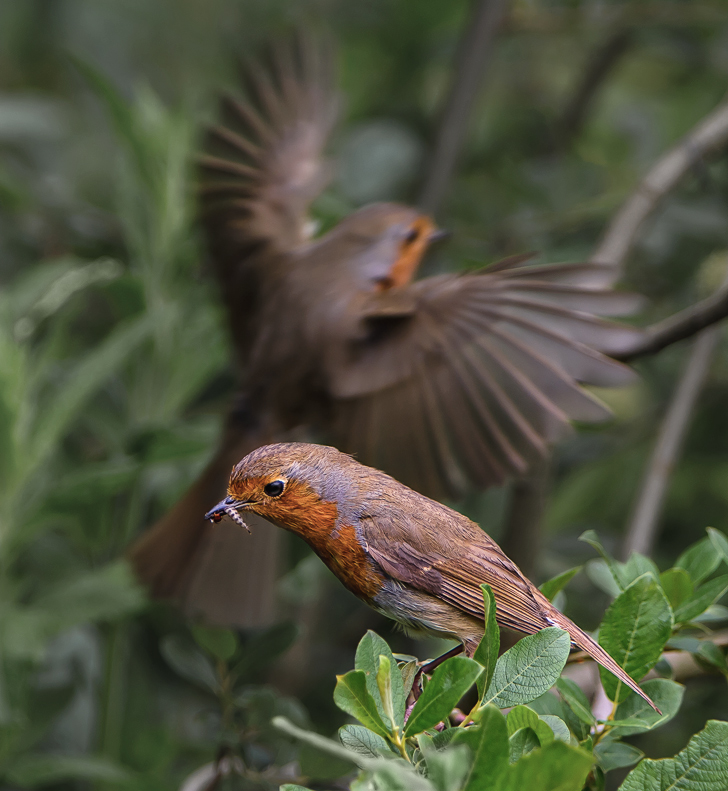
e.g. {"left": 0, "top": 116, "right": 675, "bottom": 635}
{"left": 400, "top": 659, "right": 419, "bottom": 699}
{"left": 507, "top": 706, "right": 553, "bottom": 745}
{"left": 452, "top": 705, "right": 509, "bottom": 790}
{"left": 339, "top": 725, "right": 390, "bottom": 758}
{"left": 355, "top": 631, "right": 406, "bottom": 729}
{"left": 334, "top": 670, "right": 391, "bottom": 739}
{"left": 539, "top": 566, "right": 583, "bottom": 601}
{"left": 708, "top": 528, "right": 728, "bottom": 567}
{"left": 70, "top": 55, "right": 152, "bottom": 184}
{"left": 674, "top": 575, "right": 728, "bottom": 623}
{"left": 675, "top": 537, "right": 721, "bottom": 585}
{"left": 595, "top": 741, "right": 643, "bottom": 772}
{"left": 160, "top": 634, "right": 218, "bottom": 693}
{"left": 27, "top": 315, "right": 151, "bottom": 476}
{"left": 696, "top": 641, "right": 727, "bottom": 672}
{"left": 666, "top": 636, "right": 702, "bottom": 652}
{"left": 473, "top": 583, "right": 500, "bottom": 699}
{"left": 484, "top": 628, "right": 571, "bottom": 708}
{"left": 556, "top": 677, "right": 596, "bottom": 725}
{"left": 275, "top": 718, "right": 429, "bottom": 789}
{"left": 497, "top": 741, "right": 593, "bottom": 791}
{"left": 587, "top": 559, "right": 623, "bottom": 597}
{"left": 528, "top": 691, "right": 565, "bottom": 718}
{"left": 376, "top": 654, "right": 395, "bottom": 730}
{"left": 659, "top": 568, "right": 694, "bottom": 610}
{"left": 404, "top": 656, "right": 482, "bottom": 736}
{"left": 419, "top": 740, "right": 470, "bottom": 791}
{"left": 620, "top": 719, "right": 728, "bottom": 791}
{"left": 580, "top": 530, "right": 624, "bottom": 591}
{"left": 598, "top": 575, "right": 673, "bottom": 703}
{"left": 509, "top": 728, "right": 540, "bottom": 762}
{"left": 5, "top": 754, "right": 131, "bottom": 786}
{"left": 190, "top": 625, "right": 237, "bottom": 662}
{"left": 273, "top": 716, "right": 363, "bottom": 769}
{"left": 29, "top": 560, "right": 145, "bottom": 638}
{"left": 281, "top": 786, "right": 316, "bottom": 791}
{"left": 299, "top": 741, "right": 356, "bottom": 781}
{"left": 620, "top": 554, "right": 661, "bottom": 586}
{"left": 695, "top": 604, "right": 728, "bottom": 624}
{"left": 612, "top": 679, "right": 685, "bottom": 737}
{"left": 431, "top": 727, "right": 459, "bottom": 751}
{"left": 539, "top": 715, "right": 572, "bottom": 742}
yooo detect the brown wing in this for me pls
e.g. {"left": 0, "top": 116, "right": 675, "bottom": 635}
{"left": 360, "top": 501, "right": 549, "bottom": 634}
{"left": 360, "top": 499, "right": 660, "bottom": 711}
{"left": 328, "top": 257, "right": 643, "bottom": 498}
{"left": 199, "top": 33, "right": 338, "bottom": 269}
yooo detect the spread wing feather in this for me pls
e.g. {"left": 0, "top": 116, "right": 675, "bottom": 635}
{"left": 199, "top": 33, "right": 338, "bottom": 265}
{"left": 329, "top": 258, "right": 642, "bottom": 498}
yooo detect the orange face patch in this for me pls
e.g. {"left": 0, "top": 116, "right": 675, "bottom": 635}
{"left": 233, "top": 477, "right": 384, "bottom": 602}
{"left": 377, "top": 215, "right": 435, "bottom": 291}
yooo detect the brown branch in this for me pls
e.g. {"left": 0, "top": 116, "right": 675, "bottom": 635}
{"left": 614, "top": 285, "right": 728, "bottom": 362}
{"left": 419, "top": 0, "right": 508, "bottom": 216}
{"left": 619, "top": 258, "right": 728, "bottom": 559}
{"left": 622, "top": 327, "right": 721, "bottom": 558}
{"left": 555, "top": 28, "right": 634, "bottom": 151}
{"left": 591, "top": 94, "right": 728, "bottom": 276}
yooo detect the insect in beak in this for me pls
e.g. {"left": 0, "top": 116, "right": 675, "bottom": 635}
{"left": 205, "top": 496, "right": 252, "bottom": 533}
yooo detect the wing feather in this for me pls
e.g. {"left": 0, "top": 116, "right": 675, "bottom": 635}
{"left": 199, "top": 33, "right": 339, "bottom": 260}
{"left": 329, "top": 258, "right": 643, "bottom": 495}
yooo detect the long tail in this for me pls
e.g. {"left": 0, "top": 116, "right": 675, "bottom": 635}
{"left": 128, "top": 408, "right": 281, "bottom": 628}
{"left": 545, "top": 604, "right": 660, "bottom": 713}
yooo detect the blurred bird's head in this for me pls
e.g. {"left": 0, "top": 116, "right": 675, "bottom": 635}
{"left": 323, "top": 203, "right": 449, "bottom": 291}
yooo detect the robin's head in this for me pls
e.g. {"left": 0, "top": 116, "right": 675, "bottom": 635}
{"left": 204, "top": 442, "right": 372, "bottom": 536}
{"left": 329, "top": 203, "right": 448, "bottom": 291}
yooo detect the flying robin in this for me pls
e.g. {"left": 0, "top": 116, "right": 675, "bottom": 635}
{"left": 129, "top": 35, "right": 642, "bottom": 627}
{"left": 205, "top": 442, "right": 658, "bottom": 711}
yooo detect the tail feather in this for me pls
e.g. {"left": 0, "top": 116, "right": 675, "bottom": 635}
{"left": 547, "top": 608, "right": 660, "bottom": 713}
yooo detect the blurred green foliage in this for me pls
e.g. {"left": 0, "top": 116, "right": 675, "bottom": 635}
{"left": 2, "top": 0, "right": 728, "bottom": 788}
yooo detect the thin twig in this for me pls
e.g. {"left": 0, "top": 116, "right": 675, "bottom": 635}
{"left": 591, "top": 94, "right": 728, "bottom": 277}
{"left": 419, "top": 0, "right": 508, "bottom": 216}
{"left": 614, "top": 284, "right": 728, "bottom": 362}
{"left": 622, "top": 327, "right": 721, "bottom": 558}
{"left": 505, "top": 96, "right": 728, "bottom": 576}
{"left": 555, "top": 28, "right": 634, "bottom": 152}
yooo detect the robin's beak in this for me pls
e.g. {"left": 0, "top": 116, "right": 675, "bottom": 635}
{"left": 428, "top": 228, "right": 451, "bottom": 244}
{"left": 205, "top": 495, "right": 254, "bottom": 533}
{"left": 205, "top": 495, "right": 249, "bottom": 522}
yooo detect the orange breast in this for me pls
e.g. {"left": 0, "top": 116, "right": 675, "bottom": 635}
{"left": 258, "top": 480, "right": 384, "bottom": 602}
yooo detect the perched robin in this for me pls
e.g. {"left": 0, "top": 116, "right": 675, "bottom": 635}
{"left": 205, "top": 442, "right": 658, "bottom": 711}
{"left": 130, "top": 35, "right": 642, "bottom": 627}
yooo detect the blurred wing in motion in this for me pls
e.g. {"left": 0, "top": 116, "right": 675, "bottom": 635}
{"left": 199, "top": 33, "right": 339, "bottom": 266}
{"left": 329, "top": 257, "right": 643, "bottom": 498}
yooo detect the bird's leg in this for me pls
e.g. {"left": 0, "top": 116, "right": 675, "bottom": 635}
{"left": 407, "top": 644, "right": 465, "bottom": 707}
{"left": 421, "top": 644, "right": 464, "bottom": 675}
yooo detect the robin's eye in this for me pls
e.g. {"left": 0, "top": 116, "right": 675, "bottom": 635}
{"left": 404, "top": 228, "right": 419, "bottom": 244}
{"left": 264, "top": 480, "right": 285, "bottom": 497}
